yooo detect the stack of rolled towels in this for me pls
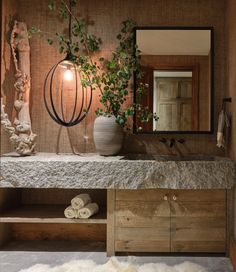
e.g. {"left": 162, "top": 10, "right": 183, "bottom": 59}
{"left": 64, "top": 194, "right": 99, "bottom": 219}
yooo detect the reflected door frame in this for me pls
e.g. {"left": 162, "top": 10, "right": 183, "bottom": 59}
{"left": 153, "top": 64, "right": 199, "bottom": 131}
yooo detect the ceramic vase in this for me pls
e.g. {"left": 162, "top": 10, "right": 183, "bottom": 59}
{"left": 93, "top": 115, "right": 124, "bottom": 156}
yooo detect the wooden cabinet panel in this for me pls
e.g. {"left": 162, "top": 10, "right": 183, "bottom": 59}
{"left": 114, "top": 189, "right": 171, "bottom": 253}
{"left": 171, "top": 202, "right": 226, "bottom": 217}
{"left": 116, "top": 215, "right": 169, "bottom": 228}
{"left": 172, "top": 241, "right": 226, "bottom": 253}
{"left": 116, "top": 201, "right": 170, "bottom": 217}
{"left": 113, "top": 189, "right": 227, "bottom": 254}
{"left": 170, "top": 190, "right": 226, "bottom": 253}
{"left": 116, "top": 189, "right": 167, "bottom": 201}
{"left": 169, "top": 189, "right": 226, "bottom": 202}
{"left": 115, "top": 240, "right": 170, "bottom": 252}
{"left": 173, "top": 217, "right": 226, "bottom": 229}
{"left": 172, "top": 228, "right": 225, "bottom": 242}
{"left": 116, "top": 227, "right": 170, "bottom": 241}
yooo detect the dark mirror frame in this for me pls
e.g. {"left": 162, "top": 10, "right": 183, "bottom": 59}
{"left": 133, "top": 26, "right": 214, "bottom": 135}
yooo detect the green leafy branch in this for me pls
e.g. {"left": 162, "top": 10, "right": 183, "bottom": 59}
{"left": 29, "top": 0, "right": 157, "bottom": 131}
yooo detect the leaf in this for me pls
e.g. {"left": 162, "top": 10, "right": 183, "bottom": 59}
{"left": 30, "top": 26, "right": 39, "bottom": 33}
{"left": 116, "top": 115, "right": 126, "bottom": 127}
{"left": 59, "top": 46, "right": 64, "bottom": 53}
{"left": 56, "top": 33, "right": 65, "bottom": 42}
{"left": 47, "top": 38, "right": 53, "bottom": 45}
{"left": 59, "top": 6, "right": 68, "bottom": 19}
{"left": 27, "top": 26, "right": 41, "bottom": 38}
{"left": 71, "top": 0, "right": 77, "bottom": 7}
{"left": 48, "top": 1, "right": 56, "bottom": 10}
{"left": 107, "top": 60, "right": 116, "bottom": 69}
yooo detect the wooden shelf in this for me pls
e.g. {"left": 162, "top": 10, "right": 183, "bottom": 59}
{"left": 0, "top": 205, "right": 107, "bottom": 224}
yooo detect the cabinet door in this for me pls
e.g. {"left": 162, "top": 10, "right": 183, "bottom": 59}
{"left": 170, "top": 190, "right": 226, "bottom": 253}
{"left": 115, "top": 189, "right": 171, "bottom": 252}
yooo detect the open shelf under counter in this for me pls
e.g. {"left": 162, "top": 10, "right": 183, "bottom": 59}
{"left": 0, "top": 205, "right": 107, "bottom": 224}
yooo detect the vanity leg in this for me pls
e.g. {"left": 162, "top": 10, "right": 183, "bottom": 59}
{"left": 107, "top": 189, "right": 115, "bottom": 256}
{"left": 226, "top": 189, "right": 234, "bottom": 256}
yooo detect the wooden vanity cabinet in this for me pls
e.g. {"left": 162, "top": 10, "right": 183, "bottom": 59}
{"left": 0, "top": 188, "right": 227, "bottom": 255}
{"left": 109, "top": 189, "right": 226, "bottom": 255}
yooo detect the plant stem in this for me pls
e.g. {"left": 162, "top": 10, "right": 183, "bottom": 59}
{"left": 61, "top": 0, "right": 104, "bottom": 94}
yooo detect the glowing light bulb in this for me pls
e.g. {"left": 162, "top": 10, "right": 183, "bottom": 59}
{"left": 64, "top": 69, "right": 73, "bottom": 81}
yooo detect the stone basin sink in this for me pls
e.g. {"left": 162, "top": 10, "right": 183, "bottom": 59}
{"left": 122, "top": 154, "right": 225, "bottom": 161}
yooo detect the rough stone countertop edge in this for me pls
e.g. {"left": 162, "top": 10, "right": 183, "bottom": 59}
{"left": 0, "top": 153, "right": 235, "bottom": 190}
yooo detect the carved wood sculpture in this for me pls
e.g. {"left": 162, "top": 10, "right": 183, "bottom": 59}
{"left": 1, "top": 21, "right": 36, "bottom": 155}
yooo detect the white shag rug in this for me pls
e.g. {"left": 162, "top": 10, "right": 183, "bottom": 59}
{"left": 19, "top": 257, "right": 208, "bottom": 272}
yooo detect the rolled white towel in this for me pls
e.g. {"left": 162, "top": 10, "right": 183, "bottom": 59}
{"left": 71, "top": 194, "right": 91, "bottom": 210}
{"left": 77, "top": 203, "right": 99, "bottom": 219}
{"left": 64, "top": 205, "right": 77, "bottom": 219}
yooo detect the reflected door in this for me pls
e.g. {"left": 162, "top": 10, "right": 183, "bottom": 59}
{"left": 154, "top": 77, "right": 194, "bottom": 131}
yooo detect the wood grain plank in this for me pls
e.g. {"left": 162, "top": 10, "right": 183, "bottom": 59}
{"left": 116, "top": 215, "right": 170, "bottom": 228}
{"left": 172, "top": 241, "right": 226, "bottom": 253}
{"left": 107, "top": 189, "right": 115, "bottom": 256}
{"left": 173, "top": 217, "right": 226, "bottom": 229}
{"left": 0, "top": 205, "right": 107, "bottom": 224}
{"left": 169, "top": 189, "right": 226, "bottom": 202}
{"left": 115, "top": 240, "right": 170, "bottom": 252}
{"left": 116, "top": 201, "right": 170, "bottom": 217}
{"left": 171, "top": 201, "right": 225, "bottom": 217}
{"left": 230, "top": 240, "right": 236, "bottom": 272}
{"left": 172, "top": 228, "right": 225, "bottom": 242}
{"left": 116, "top": 227, "right": 170, "bottom": 241}
{"left": 11, "top": 223, "right": 106, "bottom": 241}
{"left": 116, "top": 189, "right": 169, "bottom": 201}
{"left": 226, "top": 189, "right": 234, "bottom": 256}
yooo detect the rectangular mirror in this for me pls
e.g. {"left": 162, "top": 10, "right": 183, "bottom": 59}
{"left": 134, "top": 27, "right": 214, "bottom": 134}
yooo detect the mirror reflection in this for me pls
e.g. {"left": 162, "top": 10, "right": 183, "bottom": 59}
{"left": 135, "top": 28, "right": 213, "bottom": 133}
